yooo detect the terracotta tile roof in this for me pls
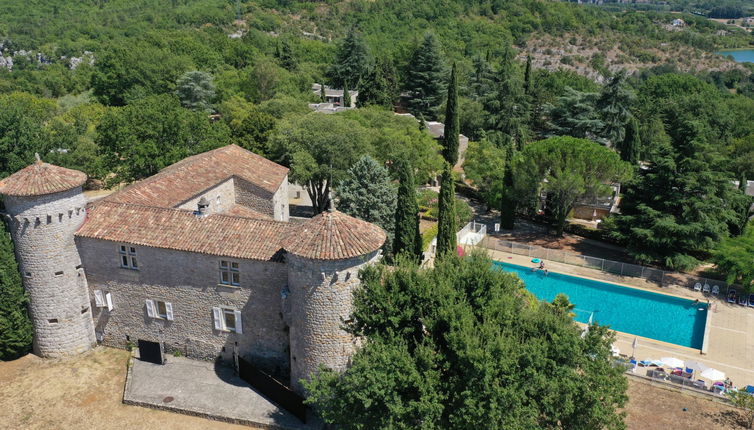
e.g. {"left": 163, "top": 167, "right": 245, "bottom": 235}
{"left": 0, "top": 160, "right": 87, "bottom": 197}
{"left": 225, "top": 204, "right": 272, "bottom": 220}
{"left": 76, "top": 201, "right": 291, "bottom": 261}
{"left": 283, "top": 210, "right": 385, "bottom": 260}
{"left": 104, "top": 145, "right": 288, "bottom": 208}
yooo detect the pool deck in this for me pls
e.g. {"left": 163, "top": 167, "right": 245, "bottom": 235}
{"left": 480, "top": 247, "right": 754, "bottom": 388}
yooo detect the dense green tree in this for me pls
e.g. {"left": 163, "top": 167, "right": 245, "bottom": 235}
{"left": 342, "top": 82, "right": 351, "bottom": 107}
{"left": 616, "top": 96, "right": 741, "bottom": 269}
{"left": 483, "top": 47, "right": 529, "bottom": 150}
{"left": 175, "top": 70, "right": 216, "bottom": 112}
{"left": 327, "top": 28, "right": 369, "bottom": 90}
{"left": 356, "top": 58, "right": 398, "bottom": 109}
{"left": 596, "top": 72, "right": 634, "bottom": 147}
{"left": 0, "top": 222, "right": 33, "bottom": 360}
{"left": 337, "top": 155, "right": 397, "bottom": 254}
{"left": 97, "top": 94, "right": 229, "bottom": 185}
{"left": 91, "top": 43, "right": 193, "bottom": 106}
{"left": 405, "top": 32, "right": 446, "bottom": 120}
{"left": 217, "top": 96, "right": 276, "bottom": 155}
{"left": 463, "top": 138, "right": 506, "bottom": 210}
{"left": 713, "top": 222, "right": 754, "bottom": 294}
{"left": 0, "top": 92, "right": 57, "bottom": 178}
{"left": 617, "top": 116, "right": 641, "bottom": 164}
{"left": 547, "top": 88, "right": 604, "bottom": 141}
{"left": 275, "top": 39, "right": 297, "bottom": 71}
{"left": 523, "top": 55, "right": 532, "bottom": 96}
{"left": 442, "top": 63, "right": 460, "bottom": 166}
{"left": 468, "top": 52, "right": 494, "bottom": 102}
{"left": 516, "top": 137, "right": 632, "bottom": 236}
{"left": 436, "top": 164, "right": 458, "bottom": 258}
{"left": 268, "top": 113, "right": 370, "bottom": 213}
{"left": 305, "top": 254, "right": 628, "bottom": 429}
{"left": 392, "top": 160, "right": 423, "bottom": 262}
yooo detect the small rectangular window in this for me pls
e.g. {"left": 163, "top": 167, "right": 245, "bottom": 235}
{"left": 219, "top": 260, "right": 240, "bottom": 286}
{"left": 81, "top": 307, "right": 89, "bottom": 314}
{"left": 24, "top": 272, "right": 31, "bottom": 278}
{"left": 54, "top": 271, "right": 63, "bottom": 276}
{"left": 119, "top": 244, "right": 138, "bottom": 270}
{"left": 48, "top": 319, "right": 58, "bottom": 324}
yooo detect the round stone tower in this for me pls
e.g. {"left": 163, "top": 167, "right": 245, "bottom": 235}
{"left": 0, "top": 157, "right": 95, "bottom": 357}
{"left": 283, "top": 208, "right": 385, "bottom": 395}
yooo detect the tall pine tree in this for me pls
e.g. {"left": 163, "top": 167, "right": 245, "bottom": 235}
{"left": 0, "top": 221, "right": 32, "bottom": 360}
{"left": 406, "top": 32, "right": 446, "bottom": 119}
{"left": 618, "top": 116, "right": 641, "bottom": 164}
{"left": 393, "top": 161, "right": 423, "bottom": 262}
{"left": 596, "top": 72, "right": 634, "bottom": 147}
{"left": 443, "top": 63, "right": 460, "bottom": 166}
{"left": 356, "top": 57, "right": 398, "bottom": 109}
{"left": 327, "top": 28, "right": 369, "bottom": 90}
{"left": 436, "top": 163, "right": 457, "bottom": 258}
{"left": 342, "top": 83, "right": 351, "bottom": 107}
{"left": 500, "top": 162, "right": 516, "bottom": 229}
{"left": 483, "top": 47, "right": 529, "bottom": 151}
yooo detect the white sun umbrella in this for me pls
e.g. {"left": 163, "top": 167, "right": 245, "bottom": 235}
{"left": 700, "top": 367, "right": 726, "bottom": 381}
{"left": 660, "top": 357, "right": 685, "bottom": 369}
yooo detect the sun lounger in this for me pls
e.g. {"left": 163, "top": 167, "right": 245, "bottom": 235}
{"left": 748, "top": 294, "right": 754, "bottom": 308}
{"left": 693, "top": 282, "right": 702, "bottom": 292}
{"left": 703, "top": 283, "right": 711, "bottom": 293}
{"left": 711, "top": 285, "right": 720, "bottom": 295}
{"left": 739, "top": 295, "right": 748, "bottom": 306}
{"left": 728, "top": 290, "right": 737, "bottom": 303}
{"left": 745, "top": 385, "right": 754, "bottom": 394}
{"left": 639, "top": 360, "right": 652, "bottom": 367}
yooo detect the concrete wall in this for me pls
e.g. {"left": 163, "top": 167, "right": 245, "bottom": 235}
{"left": 272, "top": 175, "right": 289, "bottom": 222}
{"left": 77, "top": 237, "right": 290, "bottom": 374}
{"left": 176, "top": 178, "right": 236, "bottom": 214}
{"left": 286, "top": 250, "right": 381, "bottom": 395}
{"left": 4, "top": 187, "right": 96, "bottom": 357}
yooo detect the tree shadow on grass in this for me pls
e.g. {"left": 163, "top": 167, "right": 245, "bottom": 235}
{"left": 702, "top": 409, "right": 749, "bottom": 429}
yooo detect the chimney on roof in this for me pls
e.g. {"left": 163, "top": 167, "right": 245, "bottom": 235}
{"left": 196, "top": 197, "right": 210, "bottom": 217}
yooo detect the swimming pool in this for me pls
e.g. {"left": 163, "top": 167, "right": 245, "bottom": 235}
{"left": 494, "top": 262, "right": 708, "bottom": 349}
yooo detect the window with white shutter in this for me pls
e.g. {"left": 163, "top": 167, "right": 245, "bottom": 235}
{"left": 146, "top": 299, "right": 171, "bottom": 320}
{"left": 94, "top": 290, "right": 105, "bottom": 307}
{"left": 105, "top": 293, "right": 113, "bottom": 311}
{"left": 213, "top": 307, "right": 243, "bottom": 333}
{"left": 213, "top": 307, "right": 222, "bottom": 330}
{"left": 146, "top": 299, "right": 156, "bottom": 318}
{"left": 233, "top": 310, "right": 243, "bottom": 334}
{"left": 165, "top": 302, "right": 173, "bottom": 321}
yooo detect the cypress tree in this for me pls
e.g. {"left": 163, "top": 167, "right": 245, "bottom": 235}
{"left": 343, "top": 82, "right": 352, "bottom": 107}
{"left": 618, "top": 116, "right": 641, "bottom": 164}
{"left": 393, "top": 161, "right": 423, "bottom": 262}
{"left": 0, "top": 221, "right": 32, "bottom": 360}
{"left": 436, "top": 163, "right": 457, "bottom": 258}
{"left": 443, "top": 62, "right": 459, "bottom": 166}
{"left": 523, "top": 55, "right": 532, "bottom": 96}
{"left": 320, "top": 82, "right": 326, "bottom": 102}
{"left": 500, "top": 164, "right": 516, "bottom": 229}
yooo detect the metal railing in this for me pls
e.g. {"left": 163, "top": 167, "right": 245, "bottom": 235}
{"left": 480, "top": 237, "right": 732, "bottom": 293}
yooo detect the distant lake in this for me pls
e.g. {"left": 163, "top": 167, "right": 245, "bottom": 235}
{"left": 717, "top": 49, "right": 754, "bottom": 63}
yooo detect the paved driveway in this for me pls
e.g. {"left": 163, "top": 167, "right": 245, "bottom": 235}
{"left": 124, "top": 355, "right": 317, "bottom": 429}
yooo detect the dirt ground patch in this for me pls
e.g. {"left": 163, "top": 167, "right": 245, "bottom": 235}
{"left": 625, "top": 379, "right": 748, "bottom": 430}
{"left": 0, "top": 347, "right": 251, "bottom": 430}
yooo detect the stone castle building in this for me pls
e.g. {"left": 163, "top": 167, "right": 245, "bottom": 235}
{"left": 0, "top": 145, "right": 385, "bottom": 395}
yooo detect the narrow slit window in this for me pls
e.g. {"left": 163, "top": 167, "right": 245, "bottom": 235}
{"left": 48, "top": 319, "right": 58, "bottom": 324}
{"left": 54, "top": 271, "right": 63, "bottom": 276}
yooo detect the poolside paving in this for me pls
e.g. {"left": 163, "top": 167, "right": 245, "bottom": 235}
{"left": 478, "top": 246, "right": 754, "bottom": 390}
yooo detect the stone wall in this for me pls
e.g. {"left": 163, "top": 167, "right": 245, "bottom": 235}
{"left": 4, "top": 187, "right": 95, "bottom": 357}
{"left": 76, "top": 237, "right": 290, "bottom": 374}
{"left": 286, "top": 250, "right": 381, "bottom": 395}
{"left": 175, "top": 178, "right": 236, "bottom": 214}
{"left": 235, "top": 177, "right": 275, "bottom": 219}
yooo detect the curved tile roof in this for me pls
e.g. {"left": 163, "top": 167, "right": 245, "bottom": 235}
{"left": 76, "top": 201, "right": 291, "bottom": 261}
{"left": 104, "top": 144, "right": 288, "bottom": 208}
{"left": 0, "top": 160, "right": 87, "bottom": 197}
{"left": 283, "top": 209, "right": 386, "bottom": 260}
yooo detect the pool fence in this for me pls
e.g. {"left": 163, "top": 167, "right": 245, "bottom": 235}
{"left": 477, "top": 237, "right": 736, "bottom": 295}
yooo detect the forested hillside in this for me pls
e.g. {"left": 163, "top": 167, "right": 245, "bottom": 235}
{"left": 0, "top": 0, "right": 752, "bottom": 270}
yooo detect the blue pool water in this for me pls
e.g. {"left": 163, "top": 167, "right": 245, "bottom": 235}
{"left": 494, "top": 262, "right": 708, "bottom": 349}
{"left": 717, "top": 49, "right": 754, "bottom": 63}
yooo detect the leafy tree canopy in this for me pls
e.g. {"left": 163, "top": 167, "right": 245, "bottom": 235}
{"left": 304, "top": 254, "right": 628, "bottom": 430}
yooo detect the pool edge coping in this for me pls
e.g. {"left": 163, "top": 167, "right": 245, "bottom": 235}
{"left": 497, "top": 260, "right": 708, "bottom": 352}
